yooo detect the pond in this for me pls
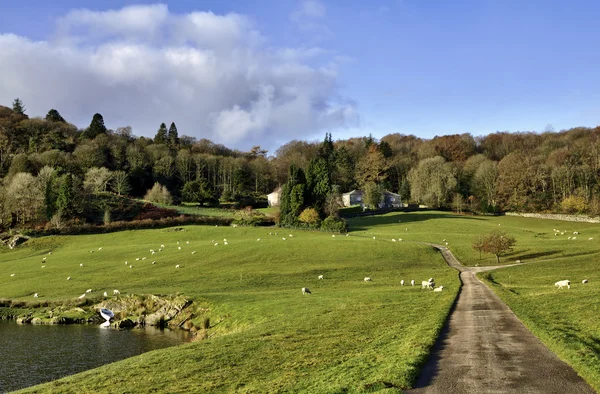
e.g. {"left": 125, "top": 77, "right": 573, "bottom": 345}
{"left": 0, "top": 321, "right": 191, "bottom": 392}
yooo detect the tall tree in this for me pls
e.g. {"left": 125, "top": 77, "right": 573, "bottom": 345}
{"left": 56, "top": 174, "right": 75, "bottom": 218}
{"left": 306, "top": 157, "right": 331, "bottom": 214}
{"left": 12, "top": 98, "right": 26, "bottom": 115}
{"left": 408, "top": 156, "right": 457, "bottom": 207}
{"left": 168, "top": 122, "right": 179, "bottom": 147}
{"left": 279, "top": 164, "right": 307, "bottom": 225}
{"left": 479, "top": 230, "right": 516, "bottom": 264}
{"left": 83, "top": 113, "right": 107, "bottom": 139}
{"left": 154, "top": 123, "right": 168, "bottom": 144}
{"left": 45, "top": 109, "right": 65, "bottom": 123}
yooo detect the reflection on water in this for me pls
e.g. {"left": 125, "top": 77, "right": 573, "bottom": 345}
{"left": 0, "top": 320, "right": 191, "bottom": 393}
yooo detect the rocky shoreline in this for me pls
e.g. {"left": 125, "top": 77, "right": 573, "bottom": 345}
{"left": 0, "top": 293, "right": 208, "bottom": 334}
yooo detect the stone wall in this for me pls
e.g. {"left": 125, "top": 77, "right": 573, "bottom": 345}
{"left": 505, "top": 212, "right": 600, "bottom": 223}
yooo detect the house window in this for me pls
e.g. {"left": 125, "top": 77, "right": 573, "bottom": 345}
{"left": 356, "top": 197, "right": 361, "bottom": 201}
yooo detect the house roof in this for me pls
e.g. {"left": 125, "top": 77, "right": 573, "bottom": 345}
{"left": 342, "top": 189, "right": 363, "bottom": 196}
{"left": 267, "top": 186, "right": 282, "bottom": 196}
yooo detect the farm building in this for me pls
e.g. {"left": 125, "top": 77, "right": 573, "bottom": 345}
{"left": 342, "top": 190, "right": 402, "bottom": 209}
{"left": 267, "top": 186, "right": 282, "bottom": 207}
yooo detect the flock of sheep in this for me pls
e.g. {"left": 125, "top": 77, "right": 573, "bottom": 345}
{"left": 301, "top": 276, "right": 444, "bottom": 295}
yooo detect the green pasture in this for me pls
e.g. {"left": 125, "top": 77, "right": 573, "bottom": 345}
{"left": 2, "top": 219, "right": 459, "bottom": 393}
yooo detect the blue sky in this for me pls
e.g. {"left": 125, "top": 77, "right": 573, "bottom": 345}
{"left": 1, "top": 1, "right": 599, "bottom": 150}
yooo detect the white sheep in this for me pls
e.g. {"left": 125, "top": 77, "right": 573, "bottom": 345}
{"left": 113, "top": 289, "right": 120, "bottom": 295}
{"left": 103, "top": 291, "right": 108, "bottom": 297}
{"left": 214, "top": 243, "right": 218, "bottom": 246}
{"left": 175, "top": 264, "right": 180, "bottom": 269}
{"left": 98, "top": 247, "right": 103, "bottom": 251}
{"left": 78, "top": 293, "right": 86, "bottom": 300}
{"left": 422, "top": 278, "right": 435, "bottom": 289}
{"left": 392, "top": 239, "right": 396, "bottom": 242}
{"left": 364, "top": 277, "right": 372, "bottom": 282}
{"left": 152, "top": 261, "right": 156, "bottom": 264}
{"left": 191, "top": 251, "right": 196, "bottom": 255}
{"left": 318, "top": 275, "right": 324, "bottom": 280}
{"left": 282, "top": 237, "right": 286, "bottom": 241}
{"left": 433, "top": 286, "right": 444, "bottom": 292}
{"left": 555, "top": 279, "right": 570, "bottom": 289}
{"left": 67, "top": 277, "right": 71, "bottom": 280}
{"left": 10, "top": 274, "right": 15, "bottom": 277}
{"left": 34, "top": 293, "right": 39, "bottom": 298}
{"left": 289, "top": 234, "right": 293, "bottom": 237}
{"left": 410, "top": 279, "right": 415, "bottom": 286}
{"left": 161, "top": 244, "right": 165, "bottom": 248}
{"left": 400, "top": 279, "right": 404, "bottom": 286}
{"left": 178, "top": 246, "right": 182, "bottom": 250}
{"left": 582, "top": 279, "right": 588, "bottom": 284}
{"left": 589, "top": 237, "right": 594, "bottom": 241}
{"left": 42, "top": 257, "right": 46, "bottom": 261}
{"left": 302, "top": 287, "right": 312, "bottom": 295}
{"left": 257, "top": 238, "right": 260, "bottom": 241}
{"left": 135, "top": 257, "right": 140, "bottom": 261}
{"left": 80, "top": 263, "right": 84, "bottom": 267}
{"left": 372, "top": 236, "right": 376, "bottom": 240}
{"left": 573, "top": 231, "right": 579, "bottom": 235}
{"left": 224, "top": 242, "right": 228, "bottom": 245}
{"left": 86, "top": 289, "right": 92, "bottom": 293}
{"left": 332, "top": 234, "right": 336, "bottom": 238}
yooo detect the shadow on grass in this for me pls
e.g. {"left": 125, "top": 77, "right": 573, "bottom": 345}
{"left": 348, "top": 211, "right": 484, "bottom": 231}
{"left": 505, "top": 249, "right": 599, "bottom": 262}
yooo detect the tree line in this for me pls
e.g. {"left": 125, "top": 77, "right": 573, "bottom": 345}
{"left": 1, "top": 98, "right": 600, "bottom": 229}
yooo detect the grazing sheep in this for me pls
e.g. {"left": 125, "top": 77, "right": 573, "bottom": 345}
{"left": 103, "top": 291, "right": 108, "bottom": 297}
{"left": 125, "top": 261, "right": 128, "bottom": 265}
{"left": 282, "top": 237, "right": 286, "bottom": 241}
{"left": 80, "top": 263, "right": 84, "bottom": 267}
{"left": 568, "top": 236, "right": 572, "bottom": 240}
{"left": 364, "top": 277, "right": 372, "bottom": 282}
{"left": 10, "top": 274, "right": 15, "bottom": 277}
{"left": 572, "top": 237, "right": 577, "bottom": 240}
{"left": 398, "top": 238, "right": 403, "bottom": 241}
{"left": 318, "top": 275, "right": 324, "bottom": 280}
{"left": 289, "top": 234, "right": 293, "bottom": 237}
{"left": 90, "top": 250, "right": 94, "bottom": 253}
{"left": 191, "top": 251, "right": 196, "bottom": 255}
{"left": 178, "top": 246, "right": 182, "bottom": 250}
{"left": 392, "top": 239, "right": 396, "bottom": 242}
{"left": 67, "top": 277, "right": 71, "bottom": 280}
{"left": 152, "top": 261, "right": 156, "bottom": 264}
{"left": 400, "top": 279, "right": 405, "bottom": 286}
{"left": 555, "top": 280, "right": 570, "bottom": 289}
{"left": 175, "top": 264, "right": 180, "bottom": 269}
{"left": 589, "top": 237, "right": 594, "bottom": 241}
{"left": 161, "top": 244, "right": 165, "bottom": 248}
{"left": 332, "top": 234, "right": 336, "bottom": 238}
{"left": 442, "top": 239, "right": 446, "bottom": 242}
{"left": 41, "top": 266, "right": 45, "bottom": 268}
{"left": 78, "top": 293, "right": 86, "bottom": 300}
{"left": 582, "top": 279, "right": 588, "bottom": 284}
{"left": 86, "top": 289, "right": 92, "bottom": 293}
{"left": 257, "top": 238, "right": 260, "bottom": 241}
{"left": 422, "top": 278, "right": 435, "bottom": 289}
{"left": 129, "top": 265, "right": 133, "bottom": 268}
{"left": 302, "top": 287, "right": 312, "bottom": 295}
{"left": 223, "top": 239, "right": 227, "bottom": 242}
{"left": 42, "top": 257, "right": 46, "bottom": 261}
{"left": 98, "top": 247, "right": 102, "bottom": 251}
{"left": 151, "top": 251, "right": 156, "bottom": 255}
{"left": 410, "top": 279, "right": 415, "bottom": 286}
{"left": 214, "top": 243, "right": 218, "bottom": 246}
{"left": 34, "top": 293, "right": 39, "bottom": 298}
{"left": 346, "top": 233, "right": 349, "bottom": 236}
{"left": 224, "top": 242, "right": 228, "bottom": 245}
{"left": 135, "top": 257, "right": 140, "bottom": 261}
{"left": 372, "top": 236, "right": 376, "bottom": 240}
{"left": 48, "top": 252, "right": 52, "bottom": 255}
{"left": 516, "top": 260, "right": 522, "bottom": 263}
{"left": 433, "top": 286, "right": 444, "bottom": 292}
{"left": 186, "top": 241, "right": 190, "bottom": 244}
{"left": 113, "top": 289, "right": 120, "bottom": 295}
{"left": 573, "top": 231, "right": 579, "bottom": 235}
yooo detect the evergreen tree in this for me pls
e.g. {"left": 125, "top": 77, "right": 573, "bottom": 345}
{"left": 154, "top": 123, "right": 168, "bottom": 144}
{"left": 279, "top": 164, "right": 307, "bottom": 225}
{"left": 306, "top": 157, "right": 331, "bottom": 215}
{"left": 56, "top": 174, "right": 75, "bottom": 218}
{"left": 318, "top": 133, "right": 334, "bottom": 161}
{"left": 168, "top": 122, "right": 179, "bottom": 147}
{"left": 12, "top": 98, "right": 26, "bottom": 115}
{"left": 45, "top": 109, "right": 65, "bottom": 123}
{"left": 83, "top": 113, "right": 107, "bottom": 139}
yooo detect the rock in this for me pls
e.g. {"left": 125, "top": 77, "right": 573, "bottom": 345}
{"left": 31, "top": 317, "right": 43, "bottom": 325}
{"left": 16, "top": 316, "right": 32, "bottom": 324}
{"left": 118, "top": 319, "right": 135, "bottom": 329}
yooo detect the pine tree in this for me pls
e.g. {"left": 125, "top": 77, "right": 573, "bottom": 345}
{"left": 45, "top": 109, "right": 66, "bottom": 123}
{"left": 83, "top": 113, "right": 107, "bottom": 139}
{"left": 12, "top": 98, "right": 26, "bottom": 115}
{"left": 168, "top": 122, "right": 179, "bottom": 147}
{"left": 154, "top": 123, "right": 168, "bottom": 144}
{"left": 306, "top": 157, "right": 331, "bottom": 214}
{"left": 56, "top": 174, "right": 74, "bottom": 218}
{"left": 279, "top": 164, "right": 307, "bottom": 225}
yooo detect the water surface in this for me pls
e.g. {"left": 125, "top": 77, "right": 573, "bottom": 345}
{"left": 0, "top": 320, "right": 190, "bottom": 393}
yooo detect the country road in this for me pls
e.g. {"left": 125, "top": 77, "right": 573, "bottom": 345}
{"left": 408, "top": 245, "right": 595, "bottom": 394}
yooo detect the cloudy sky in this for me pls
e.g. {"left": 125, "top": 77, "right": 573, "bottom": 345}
{"left": 1, "top": 1, "right": 600, "bottom": 152}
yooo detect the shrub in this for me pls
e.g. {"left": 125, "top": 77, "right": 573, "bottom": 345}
{"left": 144, "top": 182, "right": 172, "bottom": 205}
{"left": 321, "top": 215, "right": 348, "bottom": 232}
{"left": 298, "top": 208, "right": 321, "bottom": 227}
{"left": 232, "top": 210, "right": 271, "bottom": 227}
{"left": 561, "top": 195, "right": 587, "bottom": 214}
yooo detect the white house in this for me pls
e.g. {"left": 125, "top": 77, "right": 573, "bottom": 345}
{"left": 342, "top": 189, "right": 402, "bottom": 209}
{"left": 267, "top": 186, "right": 282, "bottom": 207}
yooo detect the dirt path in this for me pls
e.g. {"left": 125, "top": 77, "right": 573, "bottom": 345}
{"left": 408, "top": 245, "right": 595, "bottom": 394}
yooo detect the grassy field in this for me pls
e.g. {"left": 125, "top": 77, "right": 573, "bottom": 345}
{"left": 159, "top": 203, "right": 238, "bottom": 217}
{"left": 4, "top": 211, "right": 600, "bottom": 392}
{"left": 2, "top": 216, "right": 459, "bottom": 393}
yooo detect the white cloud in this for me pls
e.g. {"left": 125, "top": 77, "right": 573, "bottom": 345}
{"left": 0, "top": 4, "right": 357, "bottom": 151}
{"left": 293, "top": 0, "right": 326, "bottom": 20}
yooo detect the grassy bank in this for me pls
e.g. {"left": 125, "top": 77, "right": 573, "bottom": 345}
{"left": 2, "top": 217, "right": 459, "bottom": 392}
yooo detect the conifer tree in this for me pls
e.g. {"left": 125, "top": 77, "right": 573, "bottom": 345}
{"left": 12, "top": 98, "right": 26, "bottom": 115}
{"left": 45, "top": 109, "right": 65, "bottom": 123}
{"left": 83, "top": 113, "right": 107, "bottom": 139}
{"left": 154, "top": 123, "right": 168, "bottom": 144}
{"left": 168, "top": 122, "right": 179, "bottom": 147}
